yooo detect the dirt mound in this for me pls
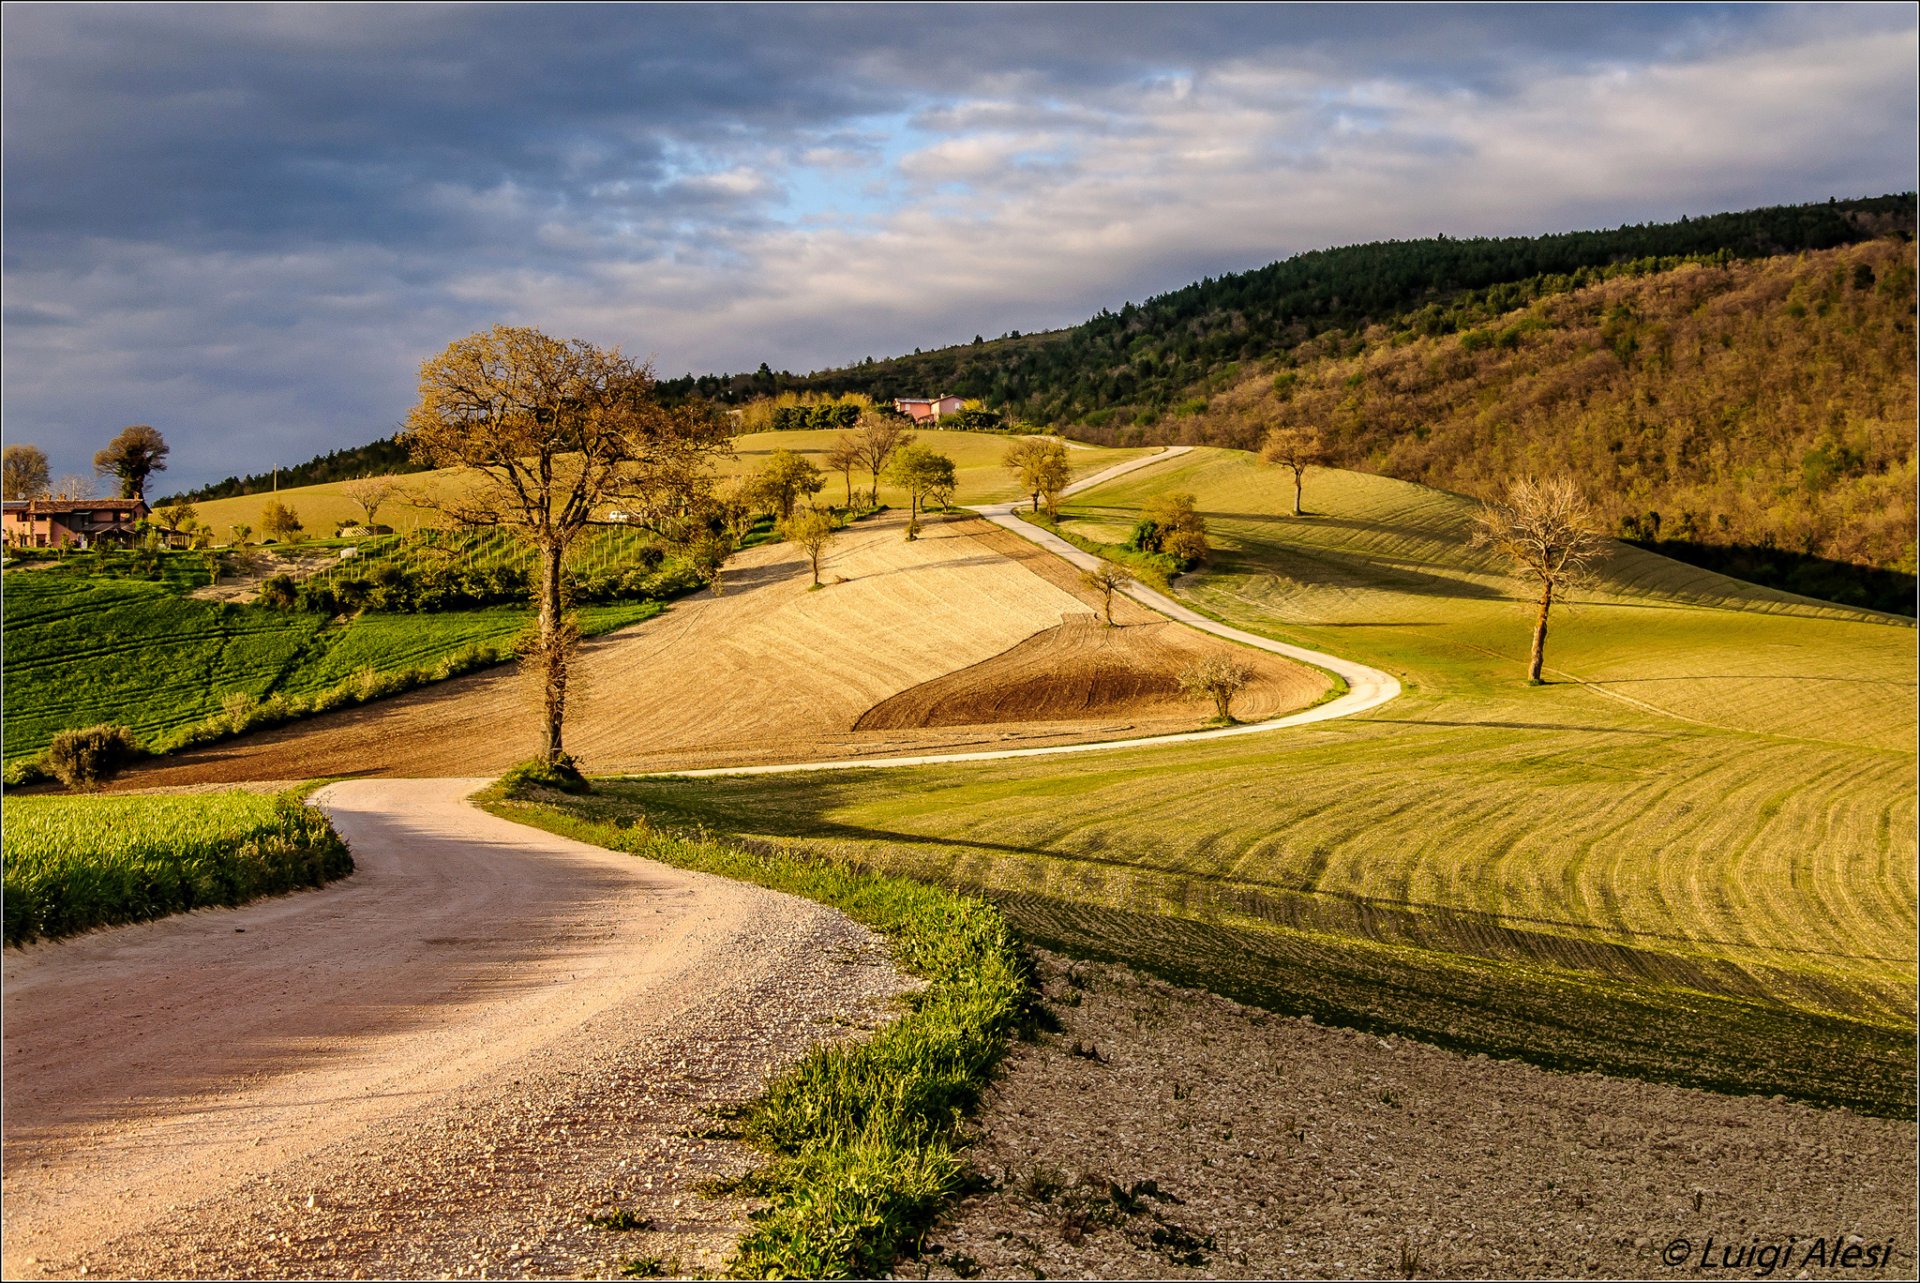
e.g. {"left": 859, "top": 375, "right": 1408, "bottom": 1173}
{"left": 856, "top": 612, "right": 1326, "bottom": 730}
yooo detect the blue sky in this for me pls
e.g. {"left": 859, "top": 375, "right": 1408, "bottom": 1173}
{"left": 3, "top": 2, "right": 1915, "bottom": 492}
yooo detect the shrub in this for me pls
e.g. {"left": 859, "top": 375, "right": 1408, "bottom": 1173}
{"left": 1127, "top": 492, "right": 1210, "bottom": 571}
{"left": 499, "top": 754, "right": 591, "bottom": 794}
{"left": 257, "top": 573, "right": 298, "bottom": 609}
{"left": 45, "top": 723, "right": 141, "bottom": 790}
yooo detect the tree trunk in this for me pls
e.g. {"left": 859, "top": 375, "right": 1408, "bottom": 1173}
{"left": 870, "top": 470, "right": 882, "bottom": 506}
{"left": 1528, "top": 581, "right": 1552, "bottom": 684}
{"left": 538, "top": 542, "right": 567, "bottom": 762}
{"left": 1031, "top": 489, "right": 1040, "bottom": 513}
{"left": 1292, "top": 469, "right": 1303, "bottom": 517}
{"left": 843, "top": 473, "right": 853, "bottom": 507}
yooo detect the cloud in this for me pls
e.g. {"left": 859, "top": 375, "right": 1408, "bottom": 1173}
{"left": 2, "top": 3, "right": 1913, "bottom": 489}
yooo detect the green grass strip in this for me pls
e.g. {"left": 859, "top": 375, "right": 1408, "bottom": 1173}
{"left": 477, "top": 782, "right": 1032, "bottom": 1280}
{"left": 3, "top": 789, "right": 353, "bottom": 945}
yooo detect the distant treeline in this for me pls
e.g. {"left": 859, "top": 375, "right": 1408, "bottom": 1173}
{"left": 658, "top": 194, "right": 1915, "bottom": 426}
{"left": 158, "top": 436, "right": 430, "bottom": 505}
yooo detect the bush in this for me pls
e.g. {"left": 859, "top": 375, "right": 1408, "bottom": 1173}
{"left": 499, "top": 754, "right": 591, "bottom": 794}
{"left": 45, "top": 723, "right": 141, "bottom": 790}
{"left": 1127, "top": 492, "right": 1210, "bottom": 571}
{"left": 257, "top": 573, "right": 298, "bottom": 609}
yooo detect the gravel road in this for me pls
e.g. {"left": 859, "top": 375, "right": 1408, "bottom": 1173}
{"left": 1, "top": 778, "right": 911, "bottom": 1279}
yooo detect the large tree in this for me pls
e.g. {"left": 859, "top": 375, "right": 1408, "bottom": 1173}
{"left": 403, "top": 324, "right": 729, "bottom": 766}
{"left": 93, "top": 425, "right": 169, "bottom": 501}
{"left": 1004, "top": 437, "right": 1072, "bottom": 515}
{"left": 3, "top": 444, "right": 51, "bottom": 500}
{"left": 1472, "top": 475, "right": 1607, "bottom": 684}
{"left": 1258, "top": 424, "right": 1326, "bottom": 517}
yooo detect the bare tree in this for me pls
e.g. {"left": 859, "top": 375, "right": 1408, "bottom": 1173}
{"left": 1259, "top": 425, "right": 1326, "bottom": 516}
{"left": 781, "top": 506, "right": 837, "bottom": 587}
{"left": 3, "top": 444, "right": 50, "bottom": 499}
{"left": 93, "top": 425, "right": 169, "bottom": 501}
{"left": 823, "top": 434, "right": 862, "bottom": 508}
{"left": 51, "top": 473, "right": 97, "bottom": 500}
{"left": 403, "top": 324, "right": 730, "bottom": 766}
{"left": 1472, "top": 475, "right": 1607, "bottom": 684}
{"left": 340, "top": 475, "right": 402, "bottom": 529}
{"left": 1080, "top": 563, "right": 1131, "bottom": 626}
{"left": 1004, "top": 437, "right": 1072, "bottom": 514}
{"left": 1178, "top": 655, "right": 1256, "bottom": 722}
{"left": 853, "top": 414, "right": 914, "bottom": 505}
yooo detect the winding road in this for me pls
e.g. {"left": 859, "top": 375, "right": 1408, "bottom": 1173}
{"left": 1, "top": 779, "right": 907, "bottom": 1279}
{"left": 666, "top": 445, "right": 1401, "bottom": 777}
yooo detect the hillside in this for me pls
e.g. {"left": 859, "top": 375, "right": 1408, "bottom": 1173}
{"left": 1156, "top": 238, "right": 1917, "bottom": 609}
{"left": 600, "top": 449, "right": 1917, "bottom": 1114}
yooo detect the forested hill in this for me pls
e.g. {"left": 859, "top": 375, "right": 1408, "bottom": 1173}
{"left": 662, "top": 194, "right": 1914, "bottom": 424}
{"left": 159, "top": 435, "right": 429, "bottom": 505}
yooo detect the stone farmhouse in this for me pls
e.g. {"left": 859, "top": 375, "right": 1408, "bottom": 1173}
{"left": 2, "top": 497, "right": 149, "bottom": 549}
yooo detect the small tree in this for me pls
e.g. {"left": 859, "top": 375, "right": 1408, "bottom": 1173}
{"left": 228, "top": 523, "right": 252, "bottom": 545}
{"left": 1080, "top": 563, "right": 1131, "bottom": 626}
{"left": 886, "top": 444, "right": 956, "bottom": 540}
{"left": 1472, "top": 475, "right": 1608, "bottom": 684}
{"left": 1259, "top": 425, "right": 1326, "bottom": 516}
{"left": 155, "top": 500, "right": 198, "bottom": 536}
{"left": 750, "top": 448, "right": 825, "bottom": 521}
{"left": 781, "top": 506, "right": 837, "bottom": 587}
{"left": 340, "top": 475, "right": 402, "bottom": 529}
{"left": 93, "top": 425, "right": 169, "bottom": 501}
{"left": 1178, "top": 655, "right": 1256, "bottom": 722}
{"left": 259, "top": 499, "right": 303, "bottom": 542}
{"left": 1129, "top": 492, "right": 1210, "bottom": 570}
{"left": 853, "top": 414, "right": 914, "bottom": 505}
{"left": 1004, "top": 437, "right": 1072, "bottom": 515}
{"left": 823, "top": 434, "right": 862, "bottom": 508}
{"left": 51, "top": 473, "right": 96, "bottom": 501}
{"left": 46, "top": 723, "right": 140, "bottom": 790}
{"left": 3, "top": 443, "right": 50, "bottom": 500}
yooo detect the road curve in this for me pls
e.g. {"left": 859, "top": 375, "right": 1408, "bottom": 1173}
{"left": 1, "top": 778, "right": 906, "bottom": 1280}
{"left": 664, "top": 446, "right": 1400, "bottom": 778}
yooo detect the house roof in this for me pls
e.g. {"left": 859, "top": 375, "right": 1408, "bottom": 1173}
{"left": 5, "top": 497, "right": 146, "bottom": 515}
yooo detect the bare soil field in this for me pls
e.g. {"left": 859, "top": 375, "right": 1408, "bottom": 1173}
{"left": 114, "top": 511, "right": 1326, "bottom": 788}
{"left": 858, "top": 613, "right": 1324, "bottom": 730}
{"left": 914, "top": 952, "right": 1918, "bottom": 1281}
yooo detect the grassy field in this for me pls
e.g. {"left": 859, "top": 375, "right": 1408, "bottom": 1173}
{"left": 186, "top": 430, "right": 1154, "bottom": 537}
{"left": 1, "top": 570, "right": 659, "bottom": 762}
{"left": 588, "top": 449, "right": 1917, "bottom": 1115}
{"left": 3, "top": 789, "right": 353, "bottom": 945}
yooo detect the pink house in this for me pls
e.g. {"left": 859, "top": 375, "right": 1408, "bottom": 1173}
{"left": 893, "top": 394, "right": 964, "bottom": 424}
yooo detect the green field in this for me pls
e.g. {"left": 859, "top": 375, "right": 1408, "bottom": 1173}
{"left": 1, "top": 571, "right": 659, "bottom": 762}
{"left": 589, "top": 449, "right": 1918, "bottom": 1114}
{"left": 3, "top": 789, "right": 353, "bottom": 944}
{"left": 186, "top": 430, "right": 1154, "bottom": 537}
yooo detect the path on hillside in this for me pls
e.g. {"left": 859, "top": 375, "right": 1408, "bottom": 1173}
{"left": 665, "top": 447, "right": 1401, "bottom": 778}
{"left": 1, "top": 778, "right": 909, "bottom": 1280}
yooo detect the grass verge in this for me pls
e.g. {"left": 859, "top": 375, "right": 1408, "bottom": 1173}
{"left": 3, "top": 788, "right": 353, "bottom": 945}
{"left": 477, "top": 777, "right": 1032, "bottom": 1279}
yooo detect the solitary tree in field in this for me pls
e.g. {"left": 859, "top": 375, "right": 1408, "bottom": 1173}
{"left": 751, "top": 448, "right": 825, "bottom": 521}
{"left": 403, "top": 324, "right": 730, "bottom": 767}
{"left": 886, "top": 444, "right": 956, "bottom": 540}
{"left": 3, "top": 443, "right": 51, "bottom": 499}
{"left": 1004, "top": 437, "right": 1072, "bottom": 515}
{"left": 1178, "top": 655, "right": 1256, "bottom": 722}
{"left": 853, "top": 414, "right": 914, "bottom": 505}
{"left": 781, "top": 506, "right": 837, "bottom": 587}
{"left": 259, "top": 499, "right": 304, "bottom": 542}
{"left": 1080, "top": 563, "right": 1132, "bottom": 626}
{"left": 1259, "top": 424, "right": 1326, "bottom": 516}
{"left": 823, "top": 434, "right": 862, "bottom": 507}
{"left": 1472, "top": 475, "right": 1607, "bottom": 684}
{"left": 1129, "top": 492, "right": 1210, "bottom": 569}
{"left": 340, "top": 475, "right": 402, "bottom": 529}
{"left": 93, "top": 425, "right": 169, "bottom": 501}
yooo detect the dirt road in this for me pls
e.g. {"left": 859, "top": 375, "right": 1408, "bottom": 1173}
{"left": 1, "top": 778, "right": 910, "bottom": 1279}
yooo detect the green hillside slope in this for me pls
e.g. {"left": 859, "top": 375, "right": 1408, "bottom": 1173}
{"left": 589, "top": 449, "right": 1918, "bottom": 1114}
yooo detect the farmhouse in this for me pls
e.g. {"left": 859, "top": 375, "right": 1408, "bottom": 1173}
{"left": 893, "top": 394, "right": 964, "bottom": 424}
{"left": 2, "top": 497, "right": 149, "bottom": 549}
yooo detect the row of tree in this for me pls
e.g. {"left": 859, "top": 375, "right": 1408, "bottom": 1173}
{"left": 3, "top": 426, "right": 171, "bottom": 503}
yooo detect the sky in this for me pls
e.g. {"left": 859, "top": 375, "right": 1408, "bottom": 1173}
{"left": 3, "top": 2, "right": 1915, "bottom": 493}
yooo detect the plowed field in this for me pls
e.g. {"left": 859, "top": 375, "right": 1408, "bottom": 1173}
{"left": 117, "top": 511, "right": 1326, "bottom": 788}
